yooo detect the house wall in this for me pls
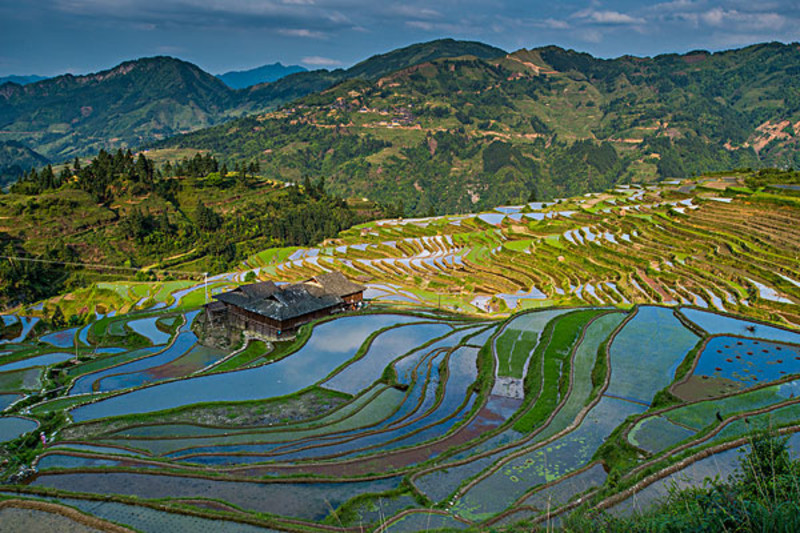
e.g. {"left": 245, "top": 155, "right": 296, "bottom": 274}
{"left": 343, "top": 292, "right": 363, "bottom": 305}
{"left": 223, "top": 302, "right": 346, "bottom": 338}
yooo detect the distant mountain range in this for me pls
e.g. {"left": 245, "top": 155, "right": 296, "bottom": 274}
{"left": 0, "top": 140, "right": 49, "bottom": 187}
{"left": 2, "top": 39, "right": 800, "bottom": 214}
{"left": 154, "top": 42, "right": 800, "bottom": 214}
{"left": 0, "top": 39, "right": 505, "bottom": 163}
{"left": 217, "top": 62, "right": 307, "bottom": 89}
{"left": 0, "top": 74, "right": 48, "bottom": 86}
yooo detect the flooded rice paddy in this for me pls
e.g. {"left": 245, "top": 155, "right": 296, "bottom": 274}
{"left": 3, "top": 300, "right": 799, "bottom": 531}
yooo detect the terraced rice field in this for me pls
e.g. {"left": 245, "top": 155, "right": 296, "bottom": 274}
{"left": 0, "top": 177, "right": 799, "bottom": 531}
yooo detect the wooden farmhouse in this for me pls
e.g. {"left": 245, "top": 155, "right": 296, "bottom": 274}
{"left": 204, "top": 272, "right": 364, "bottom": 339}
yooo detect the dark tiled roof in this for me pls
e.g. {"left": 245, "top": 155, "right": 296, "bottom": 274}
{"left": 309, "top": 271, "right": 365, "bottom": 297}
{"left": 205, "top": 300, "right": 227, "bottom": 312}
{"left": 240, "top": 281, "right": 279, "bottom": 298}
{"left": 214, "top": 281, "right": 343, "bottom": 322}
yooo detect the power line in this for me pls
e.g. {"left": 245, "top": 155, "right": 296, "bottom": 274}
{"left": 0, "top": 255, "right": 206, "bottom": 277}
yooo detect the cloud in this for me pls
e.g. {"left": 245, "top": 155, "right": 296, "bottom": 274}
{"left": 387, "top": 5, "right": 442, "bottom": 20}
{"left": 277, "top": 28, "right": 327, "bottom": 38}
{"left": 541, "top": 18, "right": 571, "bottom": 30}
{"left": 49, "top": 0, "right": 352, "bottom": 33}
{"left": 301, "top": 55, "right": 342, "bottom": 66}
{"left": 648, "top": 0, "right": 701, "bottom": 12}
{"left": 406, "top": 20, "right": 434, "bottom": 31}
{"left": 700, "top": 8, "right": 786, "bottom": 30}
{"left": 573, "top": 8, "right": 646, "bottom": 25}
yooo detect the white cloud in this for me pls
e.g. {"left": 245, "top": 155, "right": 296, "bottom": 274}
{"left": 541, "top": 18, "right": 571, "bottom": 30}
{"left": 277, "top": 28, "right": 327, "bottom": 38}
{"left": 155, "top": 45, "right": 185, "bottom": 54}
{"left": 700, "top": 8, "right": 786, "bottom": 30}
{"left": 573, "top": 9, "right": 645, "bottom": 25}
{"left": 301, "top": 55, "right": 342, "bottom": 66}
{"left": 387, "top": 5, "right": 442, "bottom": 20}
{"left": 406, "top": 20, "right": 434, "bottom": 31}
{"left": 648, "top": 0, "right": 701, "bottom": 12}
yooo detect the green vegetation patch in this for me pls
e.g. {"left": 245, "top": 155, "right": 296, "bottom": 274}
{"left": 494, "top": 327, "right": 539, "bottom": 379}
{"left": 514, "top": 309, "right": 607, "bottom": 433}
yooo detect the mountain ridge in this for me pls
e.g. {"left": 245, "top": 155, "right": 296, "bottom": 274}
{"left": 0, "top": 39, "right": 507, "bottom": 164}
{"left": 217, "top": 62, "right": 307, "bottom": 89}
{"left": 0, "top": 74, "right": 48, "bottom": 86}
{"left": 152, "top": 41, "right": 800, "bottom": 214}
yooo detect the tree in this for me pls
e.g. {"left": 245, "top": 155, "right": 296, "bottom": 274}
{"left": 735, "top": 431, "right": 797, "bottom": 504}
{"left": 50, "top": 305, "right": 66, "bottom": 328}
{"left": 195, "top": 201, "right": 222, "bottom": 231}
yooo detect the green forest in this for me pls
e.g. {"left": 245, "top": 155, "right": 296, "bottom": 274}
{"left": 152, "top": 42, "right": 800, "bottom": 214}
{"left": 0, "top": 150, "right": 385, "bottom": 307}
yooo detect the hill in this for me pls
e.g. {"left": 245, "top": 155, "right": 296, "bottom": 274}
{"left": 0, "top": 57, "right": 236, "bottom": 161}
{"left": 217, "top": 62, "right": 307, "bottom": 89}
{"left": 154, "top": 42, "right": 800, "bottom": 215}
{"left": 0, "top": 140, "right": 49, "bottom": 188}
{"left": 0, "top": 39, "right": 507, "bottom": 163}
{"left": 236, "top": 39, "right": 507, "bottom": 113}
{"left": 0, "top": 149, "right": 389, "bottom": 307}
{"left": 0, "top": 75, "right": 47, "bottom": 86}
{"left": 1, "top": 168, "right": 799, "bottom": 532}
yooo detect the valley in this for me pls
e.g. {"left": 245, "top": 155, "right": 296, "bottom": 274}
{"left": 0, "top": 173, "right": 798, "bottom": 531}
{"left": 1, "top": 25, "right": 800, "bottom": 531}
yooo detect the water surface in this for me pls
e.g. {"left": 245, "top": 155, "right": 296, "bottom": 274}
{"left": 71, "top": 314, "right": 416, "bottom": 421}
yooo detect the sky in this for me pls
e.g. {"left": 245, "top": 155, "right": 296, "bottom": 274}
{"left": 0, "top": 0, "right": 799, "bottom": 76}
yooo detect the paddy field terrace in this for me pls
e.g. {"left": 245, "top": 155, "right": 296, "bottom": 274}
{"left": 0, "top": 173, "right": 798, "bottom": 531}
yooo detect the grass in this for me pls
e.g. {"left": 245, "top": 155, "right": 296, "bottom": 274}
{"left": 563, "top": 432, "right": 800, "bottom": 533}
{"left": 205, "top": 340, "right": 269, "bottom": 373}
{"left": 513, "top": 309, "right": 607, "bottom": 433}
{"left": 494, "top": 327, "right": 539, "bottom": 379}
{"left": 30, "top": 393, "right": 114, "bottom": 415}
{"left": 0, "top": 367, "right": 42, "bottom": 392}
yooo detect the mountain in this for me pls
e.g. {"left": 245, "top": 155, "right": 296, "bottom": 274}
{"left": 217, "top": 63, "right": 307, "bottom": 89}
{"left": 0, "top": 140, "right": 49, "bottom": 188}
{"left": 345, "top": 38, "right": 506, "bottom": 80}
{"left": 238, "top": 38, "right": 507, "bottom": 113}
{"left": 153, "top": 41, "right": 800, "bottom": 215}
{"left": 0, "top": 75, "right": 47, "bottom": 86}
{"left": 0, "top": 56, "right": 235, "bottom": 161}
{"left": 0, "top": 39, "right": 507, "bottom": 164}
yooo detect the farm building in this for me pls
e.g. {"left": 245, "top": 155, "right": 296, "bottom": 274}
{"left": 205, "top": 272, "right": 364, "bottom": 339}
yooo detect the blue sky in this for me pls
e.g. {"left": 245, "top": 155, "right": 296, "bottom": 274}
{"left": 1, "top": 0, "right": 798, "bottom": 76}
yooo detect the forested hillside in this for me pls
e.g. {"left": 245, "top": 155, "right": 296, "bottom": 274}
{"left": 0, "top": 39, "right": 505, "bottom": 166}
{"left": 0, "top": 141, "right": 49, "bottom": 188}
{"left": 0, "top": 150, "right": 385, "bottom": 307}
{"left": 155, "top": 42, "right": 800, "bottom": 214}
